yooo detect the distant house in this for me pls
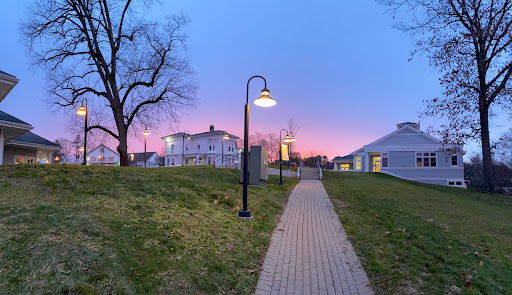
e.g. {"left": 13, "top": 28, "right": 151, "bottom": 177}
{"left": 86, "top": 144, "right": 119, "bottom": 166}
{"left": 0, "top": 70, "right": 61, "bottom": 164}
{"left": 332, "top": 122, "right": 466, "bottom": 188}
{"left": 161, "top": 125, "right": 240, "bottom": 166}
{"left": 129, "top": 152, "right": 161, "bottom": 167}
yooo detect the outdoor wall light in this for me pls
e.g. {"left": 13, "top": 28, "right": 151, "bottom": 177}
{"left": 253, "top": 88, "right": 276, "bottom": 107}
{"left": 223, "top": 134, "right": 229, "bottom": 139}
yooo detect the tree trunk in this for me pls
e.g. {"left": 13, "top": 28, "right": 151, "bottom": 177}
{"left": 113, "top": 105, "right": 129, "bottom": 166}
{"left": 479, "top": 106, "right": 495, "bottom": 192}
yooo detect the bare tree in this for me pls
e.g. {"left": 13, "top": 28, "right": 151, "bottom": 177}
{"left": 54, "top": 138, "right": 73, "bottom": 163}
{"left": 379, "top": 0, "right": 512, "bottom": 192}
{"left": 22, "top": 0, "right": 197, "bottom": 166}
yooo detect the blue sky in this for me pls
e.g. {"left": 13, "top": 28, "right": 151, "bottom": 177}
{"left": 1, "top": 0, "right": 504, "bottom": 158}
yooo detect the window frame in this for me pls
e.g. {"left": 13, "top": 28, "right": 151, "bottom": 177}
{"left": 451, "top": 154, "right": 458, "bottom": 166}
{"left": 416, "top": 152, "right": 437, "bottom": 168}
{"left": 355, "top": 157, "right": 362, "bottom": 171}
{"left": 381, "top": 152, "right": 389, "bottom": 168}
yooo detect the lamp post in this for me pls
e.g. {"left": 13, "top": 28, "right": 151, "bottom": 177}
{"left": 239, "top": 76, "right": 277, "bottom": 220}
{"left": 279, "top": 129, "right": 293, "bottom": 185}
{"left": 76, "top": 100, "right": 88, "bottom": 165}
{"left": 288, "top": 136, "right": 296, "bottom": 170}
{"left": 130, "top": 153, "right": 135, "bottom": 166}
{"left": 143, "top": 128, "right": 150, "bottom": 168}
{"left": 222, "top": 134, "right": 229, "bottom": 167}
{"left": 182, "top": 130, "right": 190, "bottom": 166}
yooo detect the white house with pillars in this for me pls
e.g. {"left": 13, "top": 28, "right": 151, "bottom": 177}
{"left": 162, "top": 125, "right": 240, "bottom": 166}
{"left": 332, "top": 122, "right": 466, "bottom": 188}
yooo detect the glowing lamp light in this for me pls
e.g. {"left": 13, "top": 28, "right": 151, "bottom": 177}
{"left": 283, "top": 135, "right": 292, "bottom": 143}
{"left": 223, "top": 134, "right": 229, "bottom": 139}
{"left": 143, "top": 129, "right": 150, "bottom": 136}
{"left": 98, "top": 155, "right": 101, "bottom": 159}
{"left": 130, "top": 153, "right": 135, "bottom": 161}
{"left": 254, "top": 88, "right": 276, "bottom": 107}
{"left": 76, "top": 106, "right": 86, "bottom": 116}
{"left": 291, "top": 136, "right": 296, "bottom": 142}
{"left": 54, "top": 156, "right": 59, "bottom": 161}
{"left": 79, "top": 146, "right": 85, "bottom": 152}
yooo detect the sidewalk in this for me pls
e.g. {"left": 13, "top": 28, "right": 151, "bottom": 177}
{"left": 255, "top": 180, "right": 373, "bottom": 295}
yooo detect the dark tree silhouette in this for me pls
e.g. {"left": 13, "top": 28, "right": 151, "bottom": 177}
{"left": 379, "top": 0, "right": 512, "bottom": 192}
{"left": 22, "top": 0, "right": 197, "bottom": 165}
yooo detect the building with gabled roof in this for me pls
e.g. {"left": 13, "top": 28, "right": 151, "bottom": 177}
{"left": 0, "top": 71, "right": 61, "bottom": 164}
{"left": 128, "top": 152, "right": 162, "bottom": 167}
{"left": 161, "top": 125, "right": 240, "bottom": 166}
{"left": 86, "top": 144, "right": 120, "bottom": 166}
{"left": 332, "top": 122, "right": 465, "bottom": 188}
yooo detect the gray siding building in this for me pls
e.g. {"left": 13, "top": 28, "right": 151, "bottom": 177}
{"left": 332, "top": 122, "right": 465, "bottom": 188}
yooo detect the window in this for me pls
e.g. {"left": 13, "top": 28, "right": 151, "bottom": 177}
{"left": 451, "top": 155, "right": 458, "bottom": 166}
{"left": 416, "top": 152, "right": 436, "bottom": 167}
{"left": 90, "top": 158, "right": 96, "bottom": 161}
{"left": 167, "top": 159, "right": 170, "bottom": 166}
{"left": 382, "top": 152, "right": 389, "bottom": 168}
{"left": 448, "top": 181, "right": 455, "bottom": 186}
{"left": 108, "top": 157, "right": 114, "bottom": 161}
{"left": 355, "top": 157, "right": 362, "bottom": 170}
{"left": 340, "top": 164, "right": 350, "bottom": 171}
{"left": 185, "top": 145, "right": 188, "bottom": 151}
{"left": 171, "top": 144, "right": 174, "bottom": 153}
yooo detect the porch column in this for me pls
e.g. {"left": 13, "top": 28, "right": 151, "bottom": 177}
{"left": 0, "top": 130, "right": 4, "bottom": 165}
{"left": 333, "top": 162, "right": 338, "bottom": 171}
{"left": 196, "top": 155, "right": 200, "bottom": 165}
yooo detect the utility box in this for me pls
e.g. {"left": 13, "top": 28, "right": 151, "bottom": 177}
{"left": 240, "top": 146, "right": 268, "bottom": 186}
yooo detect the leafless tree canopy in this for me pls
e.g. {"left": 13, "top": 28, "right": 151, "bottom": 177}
{"left": 22, "top": 0, "right": 197, "bottom": 165}
{"left": 379, "top": 0, "right": 512, "bottom": 192}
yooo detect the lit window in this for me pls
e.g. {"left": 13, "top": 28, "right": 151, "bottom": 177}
{"left": 382, "top": 152, "right": 389, "bottom": 168}
{"left": 340, "top": 164, "right": 350, "bottom": 171}
{"left": 416, "top": 152, "right": 436, "bottom": 167}
{"left": 355, "top": 157, "right": 361, "bottom": 170}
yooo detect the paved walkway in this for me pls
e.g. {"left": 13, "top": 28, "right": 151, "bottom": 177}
{"left": 255, "top": 180, "right": 373, "bottom": 295}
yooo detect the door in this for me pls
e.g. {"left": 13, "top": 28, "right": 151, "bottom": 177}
{"left": 373, "top": 157, "right": 381, "bottom": 172}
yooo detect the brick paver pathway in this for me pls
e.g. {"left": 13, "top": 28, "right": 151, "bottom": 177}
{"left": 255, "top": 180, "right": 373, "bottom": 295}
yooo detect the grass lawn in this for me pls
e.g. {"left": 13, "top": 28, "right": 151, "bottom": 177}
{"left": 322, "top": 171, "right": 512, "bottom": 295}
{"left": 0, "top": 164, "right": 298, "bottom": 294}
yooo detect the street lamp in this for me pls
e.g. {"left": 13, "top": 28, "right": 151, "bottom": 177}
{"left": 240, "top": 76, "right": 276, "bottom": 220}
{"left": 279, "top": 129, "right": 293, "bottom": 185}
{"left": 181, "top": 130, "right": 190, "bottom": 166}
{"left": 76, "top": 100, "right": 88, "bottom": 165}
{"left": 143, "top": 128, "right": 150, "bottom": 168}
{"left": 288, "top": 135, "right": 296, "bottom": 170}
{"left": 222, "top": 134, "right": 229, "bottom": 167}
{"left": 130, "top": 153, "right": 135, "bottom": 166}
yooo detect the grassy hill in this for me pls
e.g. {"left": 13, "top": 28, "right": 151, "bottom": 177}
{"left": 0, "top": 165, "right": 298, "bottom": 294}
{"left": 323, "top": 171, "right": 512, "bottom": 295}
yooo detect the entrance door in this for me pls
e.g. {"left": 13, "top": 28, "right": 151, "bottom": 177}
{"left": 373, "top": 157, "right": 381, "bottom": 172}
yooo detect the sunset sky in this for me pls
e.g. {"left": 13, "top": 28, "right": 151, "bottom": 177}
{"left": 1, "top": 0, "right": 509, "bottom": 159}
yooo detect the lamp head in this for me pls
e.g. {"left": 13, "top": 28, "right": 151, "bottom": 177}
{"left": 143, "top": 129, "right": 150, "bottom": 136}
{"left": 223, "top": 134, "right": 229, "bottom": 139}
{"left": 130, "top": 153, "right": 135, "bottom": 160}
{"left": 291, "top": 136, "right": 296, "bottom": 142}
{"left": 76, "top": 106, "right": 86, "bottom": 116}
{"left": 283, "top": 135, "right": 292, "bottom": 143}
{"left": 254, "top": 88, "right": 276, "bottom": 107}
{"left": 79, "top": 146, "right": 85, "bottom": 152}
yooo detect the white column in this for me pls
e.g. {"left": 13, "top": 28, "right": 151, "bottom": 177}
{"left": 333, "top": 162, "right": 338, "bottom": 171}
{"left": 196, "top": 155, "right": 199, "bottom": 165}
{"left": 0, "top": 130, "right": 4, "bottom": 165}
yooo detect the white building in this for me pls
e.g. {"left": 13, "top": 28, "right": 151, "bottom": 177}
{"left": 162, "top": 125, "right": 240, "bottom": 166}
{"left": 129, "top": 152, "right": 162, "bottom": 167}
{"left": 332, "top": 122, "right": 466, "bottom": 188}
{"left": 0, "top": 70, "right": 61, "bottom": 164}
{"left": 86, "top": 144, "right": 120, "bottom": 166}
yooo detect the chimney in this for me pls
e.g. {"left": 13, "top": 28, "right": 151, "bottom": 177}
{"left": 210, "top": 125, "right": 214, "bottom": 131}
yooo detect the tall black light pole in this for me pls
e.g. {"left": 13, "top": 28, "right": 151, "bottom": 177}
{"left": 76, "top": 99, "right": 88, "bottom": 165}
{"left": 144, "top": 128, "right": 150, "bottom": 167}
{"left": 279, "top": 129, "right": 292, "bottom": 185}
{"left": 239, "top": 76, "right": 277, "bottom": 220}
{"left": 182, "top": 130, "right": 190, "bottom": 166}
